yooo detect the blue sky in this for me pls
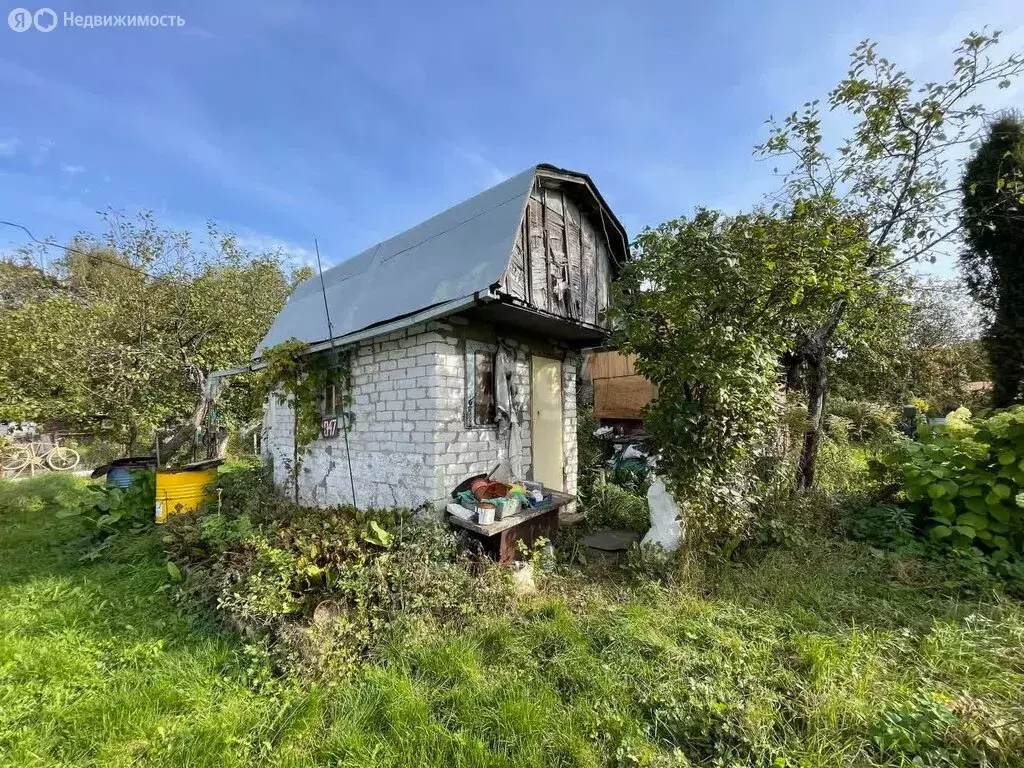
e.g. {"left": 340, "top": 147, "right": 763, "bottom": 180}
{"left": 0, "top": 0, "right": 1021, "bottom": 275}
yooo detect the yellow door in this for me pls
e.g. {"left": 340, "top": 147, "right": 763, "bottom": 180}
{"left": 531, "top": 356, "right": 564, "bottom": 491}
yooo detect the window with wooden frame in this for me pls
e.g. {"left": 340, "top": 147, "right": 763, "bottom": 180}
{"left": 320, "top": 368, "right": 355, "bottom": 437}
{"left": 465, "top": 340, "right": 496, "bottom": 427}
{"left": 322, "top": 378, "right": 342, "bottom": 418}
{"left": 321, "top": 367, "right": 350, "bottom": 420}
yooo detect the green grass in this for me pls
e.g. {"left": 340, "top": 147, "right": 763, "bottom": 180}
{"left": 2, "top": 476, "right": 1023, "bottom": 766}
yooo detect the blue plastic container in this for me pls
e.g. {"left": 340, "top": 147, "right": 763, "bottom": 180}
{"left": 93, "top": 457, "right": 156, "bottom": 488}
{"left": 107, "top": 465, "right": 142, "bottom": 488}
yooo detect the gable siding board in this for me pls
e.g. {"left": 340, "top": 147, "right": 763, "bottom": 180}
{"left": 563, "top": 194, "right": 583, "bottom": 322}
{"left": 580, "top": 216, "right": 598, "bottom": 325}
{"left": 542, "top": 187, "right": 568, "bottom": 318}
{"left": 527, "top": 193, "right": 549, "bottom": 313}
{"left": 504, "top": 224, "right": 528, "bottom": 300}
{"left": 596, "top": 238, "right": 611, "bottom": 319}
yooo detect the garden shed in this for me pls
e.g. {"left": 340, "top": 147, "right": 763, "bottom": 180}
{"left": 258, "top": 164, "right": 628, "bottom": 511}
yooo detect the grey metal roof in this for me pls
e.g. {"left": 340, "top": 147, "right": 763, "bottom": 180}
{"left": 256, "top": 164, "right": 626, "bottom": 356}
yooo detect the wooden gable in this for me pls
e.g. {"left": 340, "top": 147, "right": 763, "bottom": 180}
{"left": 501, "top": 177, "right": 617, "bottom": 329}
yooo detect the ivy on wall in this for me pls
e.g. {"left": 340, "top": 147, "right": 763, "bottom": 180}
{"left": 257, "top": 339, "right": 352, "bottom": 501}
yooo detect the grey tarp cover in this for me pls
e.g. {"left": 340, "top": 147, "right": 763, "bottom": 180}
{"left": 256, "top": 167, "right": 539, "bottom": 355}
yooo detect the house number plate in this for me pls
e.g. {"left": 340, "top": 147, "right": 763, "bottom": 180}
{"left": 320, "top": 416, "right": 339, "bottom": 439}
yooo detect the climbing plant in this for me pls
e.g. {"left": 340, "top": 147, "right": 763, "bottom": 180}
{"left": 257, "top": 339, "right": 351, "bottom": 502}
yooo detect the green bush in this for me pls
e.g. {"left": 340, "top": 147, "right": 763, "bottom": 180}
{"left": 781, "top": 398, "right": 891, "bottom": 502}
{"left": 828, "top": 397, "right": 899, "bottom": 444}
{"left": 886, "top": 406, "right": 1024, "bottom": 572}
{"left": 51, "top": 472, "right": 157, "bottom": 560}
{"left": 842, "top": 505, "right": 919, "bottom": 551}
{"left": 576, "top": 405, "right": 604, "bottom": 499}
{"left": 622, "top": 541, "right": 680, "bottom": 584}
{"left": 164, "top": 462, "right": 512, "bottom": 679}
{"left": 817, "top": 433, "right": 870, "bottom": 495}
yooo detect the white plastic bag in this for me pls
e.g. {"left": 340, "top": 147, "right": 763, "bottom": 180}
{"left": 621, "top": 443, "right": 648, "bottom": 460}
{"left": 641, "top": 476, "right": 683, "bottom": 552}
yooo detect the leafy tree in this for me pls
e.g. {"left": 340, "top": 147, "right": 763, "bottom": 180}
{"left": 759, "top": 31, "right": 1023, "bottom": 489}
{"left": 613, "top": 203, "right": 882, "bottom": 538}
{"left": 0, "top": 212, "right": 310, "bottom": 459}
{"left": 903, "top": 279, "right": 989, "bottom": 411}
{"left": 0, "top": 256, "right": 61, "bottom": 306}
{"left": 831, "top": 278, "right": 989, "bottom": 411}
{"left": 827, "top": 284, "right": 911, "bottom": 406}
{"left": 960, "top": 114, "right": 1024, "bottom": 406}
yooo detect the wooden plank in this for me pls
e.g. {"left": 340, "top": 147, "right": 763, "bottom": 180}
{"left": 497, "top": 507, "right": 558, "bottom": 565}
{"left": 447, "top": 490, "right": 574, "bottom": 535}
{"left": 542, "top": 187, "right": 567, "bottom": 317}
{"left": 593, "top": 375, "right": 658, "bottom": 420}
{"left": 563, "top": 194, "right": 583, "bottom": 320}
{"left": 450, "top": 501, "right": 565, "bottom": 566}
{"left": 527, "top": 193, "right": 548, "bottom": 312}
{"left": 522, "top": 214, "right": 532, "bottom": 304}
{"left": 504, "top": 224, "right": 527, "bottom": 300}
{"left": 580, "top": 216, "right": 598, "bottom": 325}
{"left": 595, "top": 239, "right": 611, "bottom": 317}
{"left": 589, "top": 351, "right": 638, "bottom": 380}
{"left": 516, "top": 181, "right": 614, "bottom": 328}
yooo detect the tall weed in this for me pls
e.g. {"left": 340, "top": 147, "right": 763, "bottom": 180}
{"left": 163, "top": 462, "right": 513, "bottom": 679}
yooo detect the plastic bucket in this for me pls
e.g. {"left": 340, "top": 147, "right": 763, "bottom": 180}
{"left": 477, "top": 505, "right": 495, "bottom": 525}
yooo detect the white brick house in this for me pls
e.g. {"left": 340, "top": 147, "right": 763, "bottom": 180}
{"left": 257, "top": 164, "right": 627, "bottom": 511}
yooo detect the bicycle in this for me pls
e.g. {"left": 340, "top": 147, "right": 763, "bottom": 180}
{"left": 2, "top": 437, "right": 81, "bottom": 477}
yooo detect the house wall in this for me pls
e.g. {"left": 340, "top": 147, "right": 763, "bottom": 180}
{"left": 262, "top": 318, "right": 579, "bottom": 511}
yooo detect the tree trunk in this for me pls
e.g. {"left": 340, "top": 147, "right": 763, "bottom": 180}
{"left": 214, "top": 428, "right": 229, "bottom": 459}
{"left": 781, "top": 350, "right": 803, "bottom": 393}
{"left": 157, "top": 395, "right": 210, "bottom": 465}
{"left": 124, "top": 425, "right": 138, "bottom": 456}
{"left": 791, "top": 300, "right": 846, "bottom": 493}
{"left": 796, "top": 346, "right": 827, "bottom": 492}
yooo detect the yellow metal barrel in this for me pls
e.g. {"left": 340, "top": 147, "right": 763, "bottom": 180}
{"left": 154, "top": 459, "right": 223, "bottom": 524}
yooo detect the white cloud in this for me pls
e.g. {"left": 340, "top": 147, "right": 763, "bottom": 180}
{"left": 0, "top": 137, "right": 19, "bottom": 156}
{"left": 61, "top": 163, "right": 85, "bottom": 174}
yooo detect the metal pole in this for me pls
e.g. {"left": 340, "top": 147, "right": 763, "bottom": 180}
{"left": 315, "top": 239, "right": 357, "bottom": 508}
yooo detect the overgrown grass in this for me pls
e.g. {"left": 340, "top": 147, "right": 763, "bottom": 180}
{"left": 2, "top": 475, "right": 1023, "bottom": 766}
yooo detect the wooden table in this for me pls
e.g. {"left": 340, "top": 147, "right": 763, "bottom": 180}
{"left": 448, "top": 490, "right": 575, "bottom": 565}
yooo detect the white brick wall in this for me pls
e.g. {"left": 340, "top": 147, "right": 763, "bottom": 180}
{"left": 562, "top": 351, "right": 580, "bottom": 497}
{"left": 262, "top": 319, "right": 580, "bottom": 510}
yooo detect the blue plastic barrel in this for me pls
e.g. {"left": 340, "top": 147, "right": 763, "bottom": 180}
{"left": 93, "top": 456, "right": 156, "bottom": 487}
{"left": 107, "top": 465, "right": 142, "bottom": 488}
